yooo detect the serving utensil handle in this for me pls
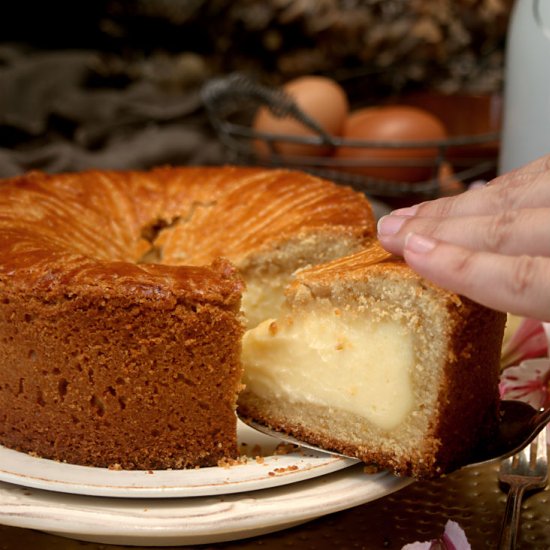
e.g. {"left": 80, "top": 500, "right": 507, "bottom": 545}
{"left": 498, "top": 483, "right": 526, "bottom": 550}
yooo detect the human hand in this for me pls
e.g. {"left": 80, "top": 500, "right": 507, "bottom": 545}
{"left": 377, "top": 154, "right": 550, "bottom": 321}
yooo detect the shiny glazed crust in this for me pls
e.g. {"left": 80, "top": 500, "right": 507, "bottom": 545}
{"left": 0, "top": 166, "right": 375, "bottom": 469}
{"left": 238, "top": 245, "right": 506, "bottom": 479}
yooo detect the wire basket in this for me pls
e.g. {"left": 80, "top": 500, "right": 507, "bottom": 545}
{"left": 201, "top": 73, "right": 500, "bottom": 200}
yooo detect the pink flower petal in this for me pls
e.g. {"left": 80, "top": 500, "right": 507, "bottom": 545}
{"left": 500, "top": 358, "right": 550, "bottom": 410}
{"left": 401, "top": 520, "right": 471, "bottom": 550}
{"left": 442, "top": 520, "right": 472, "bottom": 550}
{"left": 501, "top": 318, "right": 548, "bottom": 369}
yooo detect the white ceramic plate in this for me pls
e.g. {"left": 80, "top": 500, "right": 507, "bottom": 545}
{"left": 0, "top": 420, "right": 358, "bottom": 498}
{"left": 0, "top": 464, "right": 413, "bottom": 546}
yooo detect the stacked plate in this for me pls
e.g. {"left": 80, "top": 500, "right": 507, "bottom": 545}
{"left": 0, "top": 421, "right": 412, "bottom": 546}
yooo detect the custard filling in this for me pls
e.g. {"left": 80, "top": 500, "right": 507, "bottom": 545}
{"left": 241, "top": 275, "right": 288, "bottom": 329}
{"left": 241, "top": 308, "right": 415, "bottom": 431}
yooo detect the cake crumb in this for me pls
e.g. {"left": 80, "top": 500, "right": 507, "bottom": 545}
{"left": 109, "top": 463, "right": 123, "bottom": 471}
{"left": 270, "top": 465, "right": 300, "bottom": 475}
{"left": 239, "top": 443, "right": 264, "bottom": 458}
{"left": 268, "top": 321, "right": 278, "bottom": 336}
{"left": 363, "top": 464, "right": 381, "bottom": 474}
{"left": 274, "top": 442, "right": 299, "bottom": 455}
{"left": 251, "top": 444, "right": 262, "bottom": 456}
{"left": 217, "top": 455, "right": 249, "bottom": 468}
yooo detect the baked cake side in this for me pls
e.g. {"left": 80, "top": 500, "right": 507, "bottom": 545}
{"left": 0, "top": 167, "right": 375, "bottom": 469}
{"left": 238, "top": 246, "right": 506, "bottom": 478}
{"left": 0, "top": 257, "right": 244, "bottom": 469}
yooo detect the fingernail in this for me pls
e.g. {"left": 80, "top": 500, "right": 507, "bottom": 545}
{"left": 391, "top": 204, "right": 419, "bottom": 217}
{"left": 377, "top": 215, "right": 407, "bottom": 237}
{"left": 404, "top": 232, "right": 436, "bottom": 253}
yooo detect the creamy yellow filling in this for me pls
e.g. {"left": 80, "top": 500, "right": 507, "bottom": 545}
{"left": 241, "top": 276, "right": 287, "bottom": 328}
{"left": 241, "top": 308, "right": 415, "bottom": 431}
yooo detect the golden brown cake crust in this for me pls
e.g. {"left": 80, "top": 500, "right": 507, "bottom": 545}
{"left": 0, "top": 166, "right": 375, "bottom": 469}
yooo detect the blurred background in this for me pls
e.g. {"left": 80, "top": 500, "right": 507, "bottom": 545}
{"left": 0, "top": 0, "right": 513, "bottom": 204}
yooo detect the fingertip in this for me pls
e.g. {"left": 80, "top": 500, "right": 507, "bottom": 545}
{"left": 377, "top": 214, "right": 407, "bottom": 237}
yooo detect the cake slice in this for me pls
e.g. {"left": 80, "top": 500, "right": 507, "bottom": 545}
{"left": 238, "top": 243, "right": 506, "bottom": 478}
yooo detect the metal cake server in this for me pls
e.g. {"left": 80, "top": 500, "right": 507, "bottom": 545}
{"left": 239, "top": 400, "right": 550, "bottom": 470}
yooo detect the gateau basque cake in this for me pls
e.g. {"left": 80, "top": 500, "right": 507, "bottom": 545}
{"left": 0, "top": 166, "right": 505, "bottom": 476}
{"left": 238, "top": 244, "right": 506, "bottom": 478}
{"left": 0, "top": 166, "right": 375, "bottom": 469}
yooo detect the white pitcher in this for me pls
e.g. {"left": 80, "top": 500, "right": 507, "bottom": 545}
{"left": 499, "top": 0, "right": 550, "bottom": 173}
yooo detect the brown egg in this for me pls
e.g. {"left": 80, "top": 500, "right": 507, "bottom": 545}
{"left": 334, "top": 106, "right": 448, "bottom": 182}
{"left": 252, "top": 76, "right": 349, "bottom": 157}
